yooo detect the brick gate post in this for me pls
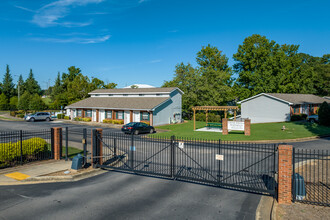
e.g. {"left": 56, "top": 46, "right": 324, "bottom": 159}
{"left": 278, "top": 145, "right": 293, "bottom": 204}
{"left": 53, "top": 127, "right": 62, "bottom": 160}
{"left": 91, "top": 128, "right": 103, "bottom": 167}
{"left": 244, "top": 119, "right": 251, "bottom": 136}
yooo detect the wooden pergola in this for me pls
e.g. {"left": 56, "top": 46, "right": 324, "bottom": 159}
{"left": 192, "top": 106, "right": 239, "bottom": 130}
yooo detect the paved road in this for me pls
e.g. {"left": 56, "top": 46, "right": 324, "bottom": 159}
{"left": 0, "top": 171, "right": 261, "bottom": 220}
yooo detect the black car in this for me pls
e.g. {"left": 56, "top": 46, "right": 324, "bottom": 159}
{"left": 121, "top": 122, "right": 155, "bottom": 135}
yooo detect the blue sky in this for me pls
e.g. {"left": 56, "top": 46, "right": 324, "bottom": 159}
{"left": 0, "top": 0, "right": 329, "bottom": 89}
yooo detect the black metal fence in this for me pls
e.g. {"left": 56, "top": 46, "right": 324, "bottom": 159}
{"left": 293, "top": 149, "right": 330, "bottom": 206}
{"left": 97, "top": 132, "right": 277, "bottom": 196}
{"left": 0, "top": 129, "right": 52, "bottom": 169}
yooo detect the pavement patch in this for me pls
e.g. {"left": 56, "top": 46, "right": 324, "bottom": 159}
{"left": 4, "top": 172, "right": 30, "bottom": 181}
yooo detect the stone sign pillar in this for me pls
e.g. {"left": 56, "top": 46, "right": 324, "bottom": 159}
{"left": 244, "top": 119, "right": 251, "bottom": 136}
{"left": 222, "top": 118, "right": 228, "bottom": 135}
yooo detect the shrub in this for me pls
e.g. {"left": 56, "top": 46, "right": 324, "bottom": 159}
{"left": 112, "top": 120, "right": 124, "bottom": 124}
{"left": 291, "top": 114, "right": 308, "bottom": 121}
{"left": 103, "top": 119, "right": 113, "bottom": 123}
{"left": 17, "top": 114, "right": 25, "bottom": 118}
{"left": 57, "top": 114, "right": 64, "bottom": 119}
{"left": 318, "top": 102, "right": 330, "bottom": 126}
{"left": 64, "top": 116, "right": 70, "bottom": 120}
{"left": 82, "top": 117, "right": 91, "bottom": 122}
{"left": 74, "top": 117, "right": 82, "bottom": 121}
{"left": 195, "top": 112, "right": 221, "bottom": 122}
{"left": 0, "top": 137, "right": 48, "bottom": 167}
{"left": 10, "top": 111, "right": 16, "bottom": 117}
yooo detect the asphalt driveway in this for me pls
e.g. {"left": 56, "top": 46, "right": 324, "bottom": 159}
{"left": 0, "top": 171, "right": 261, "bottom": 220}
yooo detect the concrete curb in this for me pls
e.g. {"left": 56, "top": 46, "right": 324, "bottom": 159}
{"left": 255, "top": 196, "right": 275, "bottom": 220}
{"left": 22, "top": 168, "right": 107, "bottom": 183}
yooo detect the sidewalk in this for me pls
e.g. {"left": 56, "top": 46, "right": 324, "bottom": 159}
{"left": 0, "top": 160, "right": 106, "bottom": 185}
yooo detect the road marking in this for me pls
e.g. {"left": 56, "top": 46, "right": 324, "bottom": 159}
{"left": 4, "top": 172, "right": 30, "bottom": 181}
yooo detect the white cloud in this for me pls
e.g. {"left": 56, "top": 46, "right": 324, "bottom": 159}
{"left": 31, "top": 35, "right": 111, "bottom": 44}
{"left": 14, "top": 5, "right": 35, "bottom": 13}
{"left": 149, "top": 59, "right": 162, "bottom": 63}
{"left": 32, "top": 0, "right": 104, "bottom": 27}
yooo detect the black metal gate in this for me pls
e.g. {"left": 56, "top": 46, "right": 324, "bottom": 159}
{"left": 96, "top": 131, "right": 277, "bottom": 196}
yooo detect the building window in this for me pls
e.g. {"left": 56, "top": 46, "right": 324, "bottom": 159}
{"left": 141, "top": 112, "right": 149, "bottom": 120}
{"left": 77, "top": 109, "right": 82, "bottom": 117}
{"left": 139, "top": 94, "right": 144, "bottom": 96}
{"left": 108, "top": 94, "right": 113, "bottom": 96}
{"left": 156, "top": 94, "right": 162, "bottom": 96}
{"left": 123, "top": 94, "right": 128, "bottom": 96}
{"left": 86, "top": 110, "right": 92, "bottom": 117}
{"left": 117, "top": 111, "right": 124, "bottom": 120}
{"left": 293, "top": 105, "right": 300, "bottom": 114}
{"left": 106, "top": 110, "right": 112, "bottom": 119}
{"left": 95, "top": 94, "right": 100, "bottom": 96}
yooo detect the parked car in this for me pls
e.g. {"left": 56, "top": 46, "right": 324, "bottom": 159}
{"left": 25, "top": 112, "right": 52, "bottom": 122}
{"left": 121, "top": 122, "right": 155, "bottom": 135}
{"left": 307, "top": 115, "right": 318, "bottom": 123}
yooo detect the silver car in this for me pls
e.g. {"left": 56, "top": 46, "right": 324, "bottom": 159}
{"left": 25, "top": 112, "right": 52, "bottom": 122}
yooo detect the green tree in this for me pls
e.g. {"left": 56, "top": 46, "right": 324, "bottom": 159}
{"left": 17, "top": 74, "right": 25, "bottom": 97}
{"left": 24, "top": 69, "right": 41, "bottom": 95}
{"left": 233, "top": 34, "right": 316, "bottom": 99}
{"left": 9, "top": 96, "right": 18, "bottom": 110}
{"left": 104, "top": 82, "right": 117, "bottom": 89}
{"left": 0, "top": 93, "right": 8, "bottom": 110}
{"left": 318, "top": 101, "right": 330, "bottom": 126}
{"left": 66, "top": 73, "right": 90, "bottom": 104}
{"left": 51, "top": 72, "right": 63, "bottom": 101}
{"left": 18, "top": 91, "right": 31, "bottom": 112}
{"left": 2, "top": 65, "right": 15, "bottom": 98}
{"left": 89, "top": 77, "right": 105, "bottom": 91}
{"left": 29, "top": 94, "right": 46, "bottom": 111}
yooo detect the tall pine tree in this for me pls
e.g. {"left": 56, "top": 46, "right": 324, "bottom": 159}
{"left": 24, "top": 69, "right": 41, "bottom": 95}
{"left": 2, "top": 65, "right": 15, "bottom": 98}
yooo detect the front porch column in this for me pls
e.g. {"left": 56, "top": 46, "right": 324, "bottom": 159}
{"left": 130, "top": 110, "right": 133, "bottom": 122}
{"left": 150, "top": 112, "right": 153, "bottom": 126}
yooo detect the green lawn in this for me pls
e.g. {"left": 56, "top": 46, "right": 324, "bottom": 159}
{"left": 152, "top": 120, "right": 330, "bottom": 141}
{"left": 61, "top": 147, "right": 84, "bottom": 159}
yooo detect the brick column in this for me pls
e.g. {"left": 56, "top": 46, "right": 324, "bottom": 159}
{"left": 96, "top": 109, "right": 99, "bottom": 122}
{"left": 244, "top": 119, "right": 251, "bottom": 136}
{"left": 91, "top": 128, "right": 103, "bottom": 166}
{"left": 222, "top": 118, "right": 228, "bottom": 135}
{"left": 53, "top": 127, "right": 62, "bottom": 160}
{"left": 278, "top": 145, "right": 293, "bottom": 204}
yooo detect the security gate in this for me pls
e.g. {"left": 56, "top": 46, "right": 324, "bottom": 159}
{"left": 95, "top": 131, "right": 277, "bottom": 196}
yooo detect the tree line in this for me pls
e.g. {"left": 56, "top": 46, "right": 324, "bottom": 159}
{"left": 0, "top": 65, "right": 117, "bottom": 111}
{"left": 163, "top": 34, "right": 329, "bottom": 116}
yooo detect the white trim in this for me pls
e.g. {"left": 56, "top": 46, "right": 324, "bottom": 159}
{"left": 88, "top": 88, "right": 184, "bottom": 95}
{"left": 237, "top": 93, "right": 293, "bottom": 105}
{"left": 65, "top": 106, "right": 154, "bottom": 111}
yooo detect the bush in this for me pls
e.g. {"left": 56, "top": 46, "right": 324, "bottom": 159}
{"left": 291, "top": 114, "right": 308, "bottom": 121}
{"left": 103, "top": 119, "right": 113, "bottom": 123}
{"left": 64, "top": 116, "right": 70, "bottom": 120}
{"left": 74, "top": 117, "right": 82, "bottom": 121}
{"left": 0, "top": 137, "right": 48, "bottom": 167}
{"left": 10, "top": 111, "right": 16, "bottom": 117}
{"left": 112, "top": 120, "right": 124, "bottom": 124}
{"left": 195, "top": 112, "right": 221, "bottom": 122}
{"left": 57, "top": 114, "right": 64, "bottom": 119}
{"left": 318, "top": 102, "right": 330, "bottom": 126}
{"left": 17, "top": 114, "right": 25, "bottom": 118}
{"left": 82, "top": 117, "right": 91, "bottom": 122}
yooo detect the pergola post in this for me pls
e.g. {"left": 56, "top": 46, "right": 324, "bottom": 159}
{"left": 234, "top": 110, "right": 236, "bottom": 121}
{"left": 225, "top": 110, "right": 227, "bottom": 119}
{"left": 205, "top": 110, "right": 208, "bottom": 125}
{"left": 193, "top": 109, "right": 196, "bottom": 130}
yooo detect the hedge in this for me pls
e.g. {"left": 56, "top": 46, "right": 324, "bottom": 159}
{"left": 103, "top": 119, "right": 124, "bottom": 124}
{"left": 318, "top": 102, "right": 330, "bottom": 126}
{"left": 0, "top": 137, "right": 48, "bottom": 167}
{"left": 291, "top": 114, "right": 308, "bottom": 121}
{"left": 57, "top": 114, "right": 64, "bottom": 119}
{"left": 64, "top": 116, "right": 70, "bottom": 120}
{"left": 82, "top": 117, "right": 91, "bottom": 122}
{"left": 195, "top": 112, "right": 221, "bottom": 122}
{"left": 74, "top": 117, "right": 82, "bottom": 121}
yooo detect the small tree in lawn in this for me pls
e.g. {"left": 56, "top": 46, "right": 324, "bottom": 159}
{"left": 318, "top": 101, "right": 330, "bottom": 126}
{"left": 18, "top": 91, "right": 31, "bottom": 113}
{"left": 0, "top": 93, "right": 8, "bottom": 110}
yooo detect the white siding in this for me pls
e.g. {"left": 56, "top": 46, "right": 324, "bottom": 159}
{"left": 241, "top": 95, "right": 291, "bottom": 123}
